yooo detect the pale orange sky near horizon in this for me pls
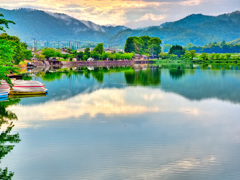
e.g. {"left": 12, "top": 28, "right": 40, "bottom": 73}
{"left": 0, "top": 0, "right": 239, "bottom": 28}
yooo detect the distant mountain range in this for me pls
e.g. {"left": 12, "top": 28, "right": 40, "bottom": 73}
{"left": 1, "top": 8, "right": 240, "bottom": 47}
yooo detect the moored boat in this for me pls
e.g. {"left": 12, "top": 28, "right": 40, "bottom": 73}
{"left": 0, "top": 89, "right": 10, "bottom": 98}
{"left": 12, "top": 80, "right": 45, "bottom": 88}
{"left": 9, "top": 87, "right": 48, "bottom": 95}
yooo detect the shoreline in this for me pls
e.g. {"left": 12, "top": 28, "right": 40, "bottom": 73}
{"left": 32, "top": 60, "right": 135, "bottom": 67}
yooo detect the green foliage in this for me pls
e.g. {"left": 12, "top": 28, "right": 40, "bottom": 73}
{"left": 62, "top": 54, "right": 69, "bottom": 60}
{"left": 184, "top": 50, "right": 196, "bottom": 60}
{"left": 124, "top": 36, "right": 162, "bottom": 56}
{"left": 0, "top": 39, "right": 18, "bottom": 84}
{"left": 186, "top": 41, "right": 240, "bottom": 53}
{"left": 169, "top": 69, "right": 186, "bottom": 80}
{"left": 0, "top": 13, "right": 15, "bottom": 32}
{"left": 124, "top": 68, "right": 161, "bottom": 86}
{"left": 35, "top": 54, "right": 45, "bottom": 60}
{"left": 42, "top": 48, "right": 57, "bottom": 59}
{"left": 0, "top": 33, "right": 29, "bottom": 64}
{"left": 84, "top": 47, "right": 91, "bottom": 58}
{"left": 159, "top": 52, "right": 170, "bottom": 59}
{"left": 24, "top": 50, "right": 33, "bottom": 60}
{"left": 93, "top": 43, "right": 104, "bottom": 55}
{"left": 169, "top": 45, "right": 185, "bottom": 58}
{"left": 141, "top": 36, "right": 151, "bottom": 51}
{"left": 0, "top": 99, "right": 21, "bottom": 180}
{"left": 77, "top": 52, "right": 84, "bottom": 60}
{"left": 170, "top": 54, "right": 178, "bottom": 60}
{"left": 124, "top": 36, "right": 144, "bottom": 53}
{"left": 148, "top": 37, "right": 162, "bottom": 56}
{"left": 200, "top": 53, "right": 209, "bottom": 61}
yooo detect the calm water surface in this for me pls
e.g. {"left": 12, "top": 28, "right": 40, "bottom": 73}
{"left": 1, "top": 66, "right": 240, "bottom": 180}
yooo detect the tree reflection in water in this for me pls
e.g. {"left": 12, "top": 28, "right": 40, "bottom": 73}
{"left": 0, "top": 98, "right": 21, "bottom": 180}
{"left": 124, "top": 68, "right": 161, "bottom": 86}
{"left": 169, "top": 69, "right": 186, "bottom": 80}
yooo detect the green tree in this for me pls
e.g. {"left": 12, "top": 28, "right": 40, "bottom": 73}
{"left": 24, "top": 50, "right": 33, "bottom": 60}
{"left": 124, "top": 37, "right": 144, "bottom": 53}
{"left": 169, "top": 45, "right": 185, "bottom": 58}
{"left": 159, "top": 52, "right": 170, "bottom": 59}
{"left": 148, "top": 37, "right": 161, "bottom": 56}
{"left": 0, "top": 13, "right": 15, "bottom": 32}
{"left": 140, "top": 36, "right": 151, "bottom": 52}
{"left": 124, "top": 37, "right": 136, "bottom": 53}
{"left": 0, "top": 39, "right": 18, "bottom": 84}
{"left": 200, "top": 53, "right": 209, "bottom": 61}
{"left": 84, "top": 47, "right": 90, "bottom": 58}
{"left": 93, "top": 43, "right": 104, "bottom": 55}
{"left": 0, "top": 33, "right": 29, "bottom": 64}
{"left": 77, "top": 52, "right": 84, "bottom": 60}
{"left": 42, "top": 48, "right": 57, "bottom": 60}
{"left": 184, "top": 50, "right": 196, "bottom": 60}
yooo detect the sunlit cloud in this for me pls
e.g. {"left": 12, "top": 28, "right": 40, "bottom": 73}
{"left": 137, "top": 13, "right": 167, "bottom": 22}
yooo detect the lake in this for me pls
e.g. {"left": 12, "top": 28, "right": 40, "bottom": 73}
{"left": 1, "top": 65, "right": 240, "bottom": 180}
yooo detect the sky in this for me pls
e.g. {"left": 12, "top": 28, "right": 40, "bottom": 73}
{"left": 0, "top": 0, "right": 240, "bottom": 28}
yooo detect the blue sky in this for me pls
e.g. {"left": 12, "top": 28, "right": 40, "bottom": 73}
{"left": 0, "top": 0, "right": 240, "bottom": 28}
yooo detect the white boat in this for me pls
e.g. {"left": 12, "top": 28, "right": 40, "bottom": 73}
{"left": 12, "top": 80, "right": 45, "bottom": 88}
{"left": 9, "top": 87, "right": 48, "bottom": 95}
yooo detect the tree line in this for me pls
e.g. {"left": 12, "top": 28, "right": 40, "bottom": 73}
{"left": 185, "top": 41, "right": 240, "bottom": 53}
{"left": 39, "top": 43, "right": 134, "bottom": 61}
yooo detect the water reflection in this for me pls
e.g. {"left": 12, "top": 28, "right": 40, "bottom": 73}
{"left": 0, "top": 98, "right": 21, "bottom": 179}
{"left": 169, "top": 69, "right": 186, "bottom": 80}
{"left": 1, "top": 65, "right": 240, "bottom": 179}
{"left": 125, "top": 68, "right": 161, "bottom": 86}
{"left": 21, "top": 65, "right": 240, "bottom": 104}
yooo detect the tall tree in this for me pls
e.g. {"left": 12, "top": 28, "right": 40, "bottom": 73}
{"left": 84, "top": 47, "right": 91, "bottom": 58}
{"left": 140, "top": 36, "right": 151, "bottom": 52}
{"left": 169, "top": 45, "right": 185, "bottom": 57}
{"left": 93, "top": 43, "right": 104, "bottom": 55}
{"left": 148, "top": 37, "right": 161, "bottom": 56}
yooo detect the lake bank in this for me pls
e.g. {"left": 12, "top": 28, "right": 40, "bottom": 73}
{"left": 31, "top": 60, "right": 135, "bottom": 67}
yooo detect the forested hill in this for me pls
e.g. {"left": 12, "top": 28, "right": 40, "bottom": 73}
{"left": 1, "top": 8, "right": 240, "bottom": 47}
{"left": 109, "top": 11, "right": 240, "bottom": 47}
{"left": 0, "top": 8, "right": 128, "bottom": 43}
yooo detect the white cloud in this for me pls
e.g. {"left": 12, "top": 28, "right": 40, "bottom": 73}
{"left": 137, "top": 13, "right": 166, "bottom": 21}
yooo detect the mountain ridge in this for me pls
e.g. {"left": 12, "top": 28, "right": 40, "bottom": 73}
{"left": 0, "top": 8, "right": 239, "bottom": 47}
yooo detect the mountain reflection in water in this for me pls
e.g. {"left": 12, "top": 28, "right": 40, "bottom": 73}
{"left": 1, "top": 65, "right": 240, "bottom": 180}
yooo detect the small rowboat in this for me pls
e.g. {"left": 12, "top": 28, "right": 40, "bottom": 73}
{"left": 12, "top": 80, "right": 45, "bottom": 88}
{"left": 9, "top": 87, "right": 48, "bottom": 95}
{"left": 0, "top": 89, "right": 10, "bottom": 98}
{"left": 0, "top": 92, "right": 9, "bottom": 98}
{"left": 0, "top": 84, "right": 10, "bottom": 89}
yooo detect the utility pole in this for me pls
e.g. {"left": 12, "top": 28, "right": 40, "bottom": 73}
{"left": 32, "top": 38, "right": 36, "bottom": 51}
